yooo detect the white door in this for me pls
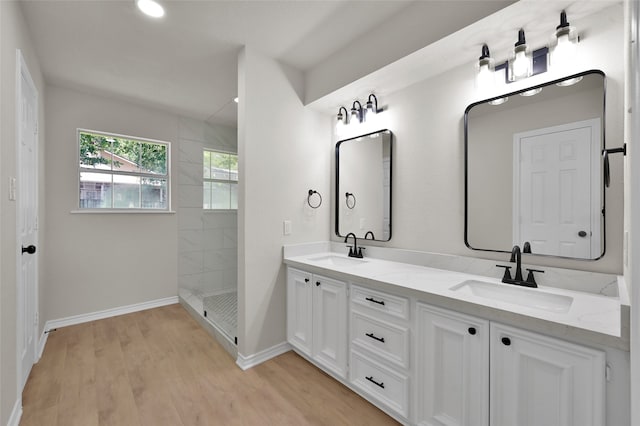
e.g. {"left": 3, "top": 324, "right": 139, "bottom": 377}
{"left": 416, "top": 303, "right": 489, "bottom": 426}
{"left": 490, "top": 323, "right": 605, "bottom": 426}
{"left": 313, "top": 275, "right": 347, "bottom": 378}
{"left": 286, "top": 268, "right": 313, "bottom": 356}
{"left": 17, "top": 50, "right": 39, "bottom": 392}
{"left": 513, "top": 119, "right": 601, "bottom": 258}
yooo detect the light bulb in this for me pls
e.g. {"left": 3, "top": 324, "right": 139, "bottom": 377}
{"left": 512, "top": 50, "right": 530, "bottom": 79}
{"left": 136, "top": 0, "right": 165, "bottom": 18}
{"left": 477, "top": 63, "right": 494, "bottom": 89}
{"left": 551, "top": 33, "right": 577, "bottom": 70}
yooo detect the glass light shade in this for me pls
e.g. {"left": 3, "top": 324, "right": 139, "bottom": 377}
{"left": 350, "top": 109, "right": 360, "bottom": 126}
{"left": 520, "top": 87, "right": 542, "bottom": 97}
{"left": 510, "top": 47, "right": 532, "bottom": 81}
{"left": 550, "top": 28, "right": 578, "bottom": 71}
{"left": 476, "top": 61, "right": 495, "bottom": 89}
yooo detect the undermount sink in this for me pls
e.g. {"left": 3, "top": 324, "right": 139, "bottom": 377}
{"left": 450, "top": 280, "right": 573, "bottom": 313}
{"left": 307, "top": 254, "right": 367, "bottom": 267}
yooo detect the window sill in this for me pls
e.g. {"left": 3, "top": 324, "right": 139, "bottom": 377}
{"left": 71, "top": 209, "right": 176, "bottom": 214}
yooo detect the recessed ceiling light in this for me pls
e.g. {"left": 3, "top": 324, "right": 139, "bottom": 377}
{"left": 136, "top": 0, "right": 165, "bottom": 18}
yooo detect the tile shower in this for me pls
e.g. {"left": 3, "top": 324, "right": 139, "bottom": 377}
{"left": 177, "top": 118, "right": 238, "bottom": 343}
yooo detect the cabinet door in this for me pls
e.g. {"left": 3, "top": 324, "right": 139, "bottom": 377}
{"left": 286, "top": 268, "right": 313, "bottom": 356}
{"left": 490, "top": 323, "right": 605, "bottom": 426}
{"left": 313, "top": 275, "right": 348, "bottom": 378}
{"left": 416, "top": 303, "right": 489, "bottom": 426}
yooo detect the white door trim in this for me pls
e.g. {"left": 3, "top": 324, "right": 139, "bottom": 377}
{"left": 512, "top": 118, "right": 601, "bottom": 257}
{"left": 16, "top": 48, "right": 39, "bottom": 394}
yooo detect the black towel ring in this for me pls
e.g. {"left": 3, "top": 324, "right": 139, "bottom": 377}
{"left": 307, "top": 190, "right": 322, "bottom": 209}
{"left": 345, "top": 192, "right": 356, "bottom": 209}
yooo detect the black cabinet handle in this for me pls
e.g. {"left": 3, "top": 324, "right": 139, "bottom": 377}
{"left": 21, "top": 245, "right": 36, "bottom": 255}
{"left": 304, "top": 278, "right": 309, "bottom": 283}
{"left": 365, "top": 332, "right": 385, "bottom": 343}
{"left": 468, "top": 327, "right": 476, "bottom": 335}
{"left": 365, "top": 297, "right": 385, "bottom": 306}
{"left": 316, "top": 281, "right": 321, "bottom": 286}
{"left": 365, "top": 376, "right": 385, "bottom": 389}
{"left": 501, "top": 337, "right": 511, "bottom": 346}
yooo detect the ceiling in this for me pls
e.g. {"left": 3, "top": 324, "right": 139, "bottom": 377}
{"left": 20, "top": 0, "right": 418, "bottom": 125}
{"left": 20, "top": 0, "right": 522, "bottom": 127}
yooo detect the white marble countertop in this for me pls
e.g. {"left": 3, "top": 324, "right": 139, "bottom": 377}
{"left": 284, "top": 249, "right": 628, "bottom": 350}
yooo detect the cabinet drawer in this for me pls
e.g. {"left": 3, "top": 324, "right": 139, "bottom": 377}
{"left": 351, "top": 310, "right": 409, "bottom": 369}
{"left": 351, "top": 285, "right": 409, "bottom": 321}
{"left": 350, "top": 350, "right": 409, "bottom": 418}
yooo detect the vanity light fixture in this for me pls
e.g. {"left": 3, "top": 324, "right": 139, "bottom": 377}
{"left": 556, "top": 76, "right": 583, "bottom": 87}
{"left": 477, "top": 44, "right": 495, "bottom": 88}
{"left": 488, "top": 97, "right": 508, "bottom": 106}
{"left": 520, "top": 87, "right": 542, "bottom": 97}
{"left": 136, "top": 0, "right": 165, "bottom": 18}
{"left": 336, "top": 106, "right": 349, "bottom": 129}
{"left": 350, "top": 101, "right": 363, "bottom": 126}
{"left": 509, "top": 29, "right": 532, "bottom": 81}
{"left": 365, "top": 94, "right": 381, "bottom": 120}
{"left": 550, "top": 11, "right": 578, "bottom": 70}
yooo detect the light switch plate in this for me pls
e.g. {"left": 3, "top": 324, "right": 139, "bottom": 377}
{"left": 283, "top": 220, "right": 292, "bottom": 236}
{"left": 8, "top": 177, "right": 16, "bottom": 201}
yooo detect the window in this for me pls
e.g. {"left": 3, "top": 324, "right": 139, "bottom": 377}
{"left": 78, "top": 129, "right": 170, "bottom": 210}
{"left": 203, "top": 149, "right": 237, "bottom": 210}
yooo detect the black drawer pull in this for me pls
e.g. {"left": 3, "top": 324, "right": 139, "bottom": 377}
{"left": 468, "top": 327, "right": 476, "bottom": 335}
{"left": 365, "top": 297, "right": 385, "bottom": 306}
{"left": 365, "top": 376, "right": 385, "bottom": 389}
{"left": 501, "top": 337, "right": 511, "bottom": 346}
{"left": 304, "top": 278, "right": 309, "bottom": 283}
{"left": 316, "top": 281, "right": 321, "bottom": 286}
{"left": 365, "top": 332, "right": 385, "bottom": 343}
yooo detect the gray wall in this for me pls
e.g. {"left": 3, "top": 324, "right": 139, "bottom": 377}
{"left": 43, "top": 85, "right": 179, "bottom": 322}
{"left": 238, "top": 47, "right": 331, "bottom": 356}
{"left": 0, "top": 1, "right": 46, "bottom": 423}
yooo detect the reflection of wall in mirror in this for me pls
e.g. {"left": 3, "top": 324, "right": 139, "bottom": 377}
{"left": 467, "top": 82, "right": 602, "bottom": 251}
{"left": 339, "top": 135, "right": 386, "bottom": 239}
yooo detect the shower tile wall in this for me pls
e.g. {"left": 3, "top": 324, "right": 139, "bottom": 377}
{"left": 178, "top": 118, "right": 238, "bottom": 297}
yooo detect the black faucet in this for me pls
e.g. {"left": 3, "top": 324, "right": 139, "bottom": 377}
{"left": 496, "top": 244, "right": 544, "bottom": 288}
{"left": 364, "top": 231, "right": 375, "bottom": 240}
{"left": 344, "top": 232, "right": 364, "bottom": 258}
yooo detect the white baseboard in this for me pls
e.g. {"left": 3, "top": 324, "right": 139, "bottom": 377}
{"left": 44, "top": 296, "right": 179, "bottom": 332}
{"left": 236, "top": 341, "right": 291, "bottom": 370}
{"left": 7, "top": 398, "right": 22, "bottom": 426}
{"left": 36, "top": 328, "right": 48, "bottom": 361}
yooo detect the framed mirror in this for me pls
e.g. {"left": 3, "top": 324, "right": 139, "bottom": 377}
{"left": 465, "top": 70, "right": 605, "bottom": 260}
{"left": 336, "top": 129, "right": 392, "bottom": 241}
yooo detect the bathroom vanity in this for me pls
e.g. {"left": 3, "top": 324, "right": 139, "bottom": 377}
{"left": 283, "top": 243, "right": 629, "bottom": 426}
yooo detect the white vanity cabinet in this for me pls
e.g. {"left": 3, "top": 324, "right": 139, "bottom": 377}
{"left": 286, "top": 268, "right": 348, "bottom": 378}
{"left": 416, "top": 303, "right": 489, "bottom": 426}
{"left": 350, "top": 285, "right": 411, "bottom": 419}
{"left": 490, "top": 322, "right": 605, "bottom": 426}
{"left": 416, "top": 302, "right": 606, "bottom": 426}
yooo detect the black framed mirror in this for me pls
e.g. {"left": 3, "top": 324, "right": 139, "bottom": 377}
{"left": 465, "top": 70, "right": 606, "bottom": 260}
{"left": 336, "top": 129, "right": 392, "bottom": 241}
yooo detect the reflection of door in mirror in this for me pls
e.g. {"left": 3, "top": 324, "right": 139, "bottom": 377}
{"left": 513, "top": 119, "right": 601, "bottom": 258}
{"left": 465, "top": 70, "right": 605, "bottom": 260}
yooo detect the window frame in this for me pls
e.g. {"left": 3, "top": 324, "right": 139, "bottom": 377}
{"left": 76, "top": 128, "right": 172, "bottom": 212}
{"left": 203, "top": 148, "right": 238, "bottom": 211}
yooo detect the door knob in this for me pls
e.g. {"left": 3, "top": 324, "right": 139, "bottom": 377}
{"left": 578, "top": 231, "right": 588, "bottom": 237}
{"left": 21, "top": 245, "right": 36, "bottom": 254}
